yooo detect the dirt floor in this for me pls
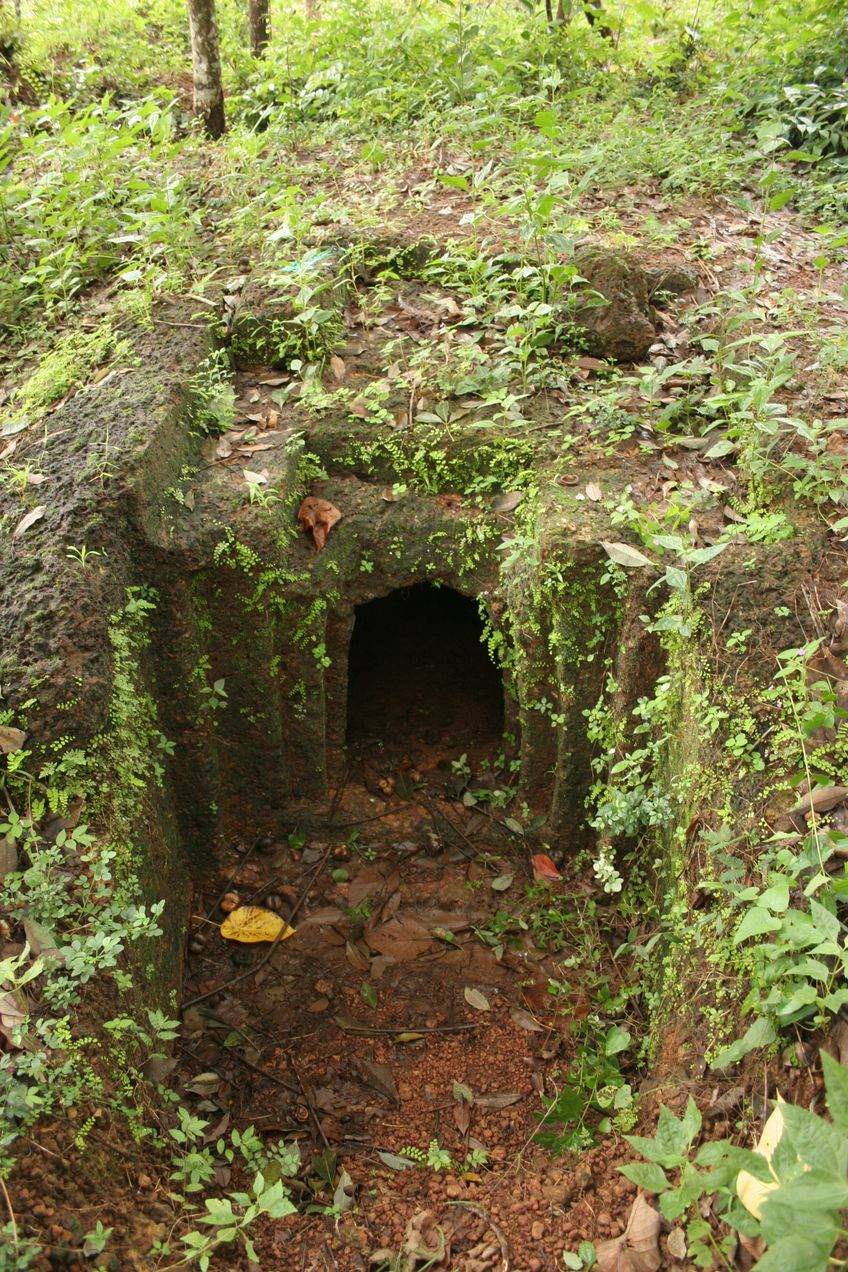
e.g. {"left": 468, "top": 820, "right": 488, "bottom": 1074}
{"left": 179, "top": 765, "right": 643, "bottom": 1271}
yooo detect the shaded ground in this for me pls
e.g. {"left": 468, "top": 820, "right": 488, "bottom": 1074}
{"left": 179, "top": 774, "right": 643, "bottom": 1269}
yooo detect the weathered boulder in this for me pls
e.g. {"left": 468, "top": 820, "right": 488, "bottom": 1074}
{"left": 572, "top": 248, "right": 658, "bottom": 362}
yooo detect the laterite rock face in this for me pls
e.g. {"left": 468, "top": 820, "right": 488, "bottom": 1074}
{"left": 0, "top": 241, "right": 828, "bottom": 873}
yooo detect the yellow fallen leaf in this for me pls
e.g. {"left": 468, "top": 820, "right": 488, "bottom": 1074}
{"left": 737, "top": 1098, "right": 786, "bottom": 1219}
{"left": 219, "top": 906, "right": 295, "bottom": 944}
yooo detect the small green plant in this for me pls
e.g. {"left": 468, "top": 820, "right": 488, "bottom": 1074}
{"left": 187, "top": 351, "right": 235, "bottom": 436}
{"left": 622, "top": 1053, "right": 848, "bottom": 1271}
{"left": 163, "top": 1113, "right": 300, "bottom": 1267}
{"left": 1, "top": 321, "right": 132, "bottom": 427}
{"left": 562, "top": 1241, "right": 597, "bottom": 1271}
{"left": 66, "top": 544, "right": 104, "bottom": 568}
{"left": 196, "top": 673, "right": 228, "bottom": 716}
{"left": 536, "top": 1024, "right": 635, "bottom": 1152}
{"left": 398, "top": 1139, "right": 489, "bottom": 1174}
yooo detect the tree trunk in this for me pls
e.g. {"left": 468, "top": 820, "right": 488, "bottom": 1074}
{"left": 583, "top": 0, "right": 613, "bottom": 39}
{"left": 187, "top": 0, "right": 225, "bottom": 138}
{"left": 249, "top": 0, "right": 270, "bottom": 56}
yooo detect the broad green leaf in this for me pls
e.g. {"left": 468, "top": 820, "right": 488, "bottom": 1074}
{"left": 774, "top": 982, "right": 818, "bottom": 1020}
{"left": 760, "top": 1188, "right": 840, "bottom": 1255}
{"left": 680, "top": 1097, "right": 702, "bottom": 1145}
{"left": 779, "top": 1103, "right": 848, "bottom": 1176}
{"left": 810, "top": 899, "right": 841, "bottom": 943}
{"left": 664, "top": 565, "right": 688, "bottom": 592}
{"left": 821, "top": 1051, "right": 848, "bottom": 1133}
{"left": 627, "top": 1101, "right": 699, "bottom": 1169}
{"left": 605, "top": 1025, "right": 631, "bottom": 1056}
{"left": 822, "top": 988, "right": 848, "bottom": 1014}
{"left": 787, "top": 957, "right": 830, "bottom": 982}
{"left": 758, "top": 876, "right": 790, "bottom": 913}
{"left": 711, "top": 1016, "right": 776, "bottom": 1070}
{"left": 751, "top": 1234, "right": 832, "bottom": 1272}
{"left": 734, "top": 906, "right": 781, "bottom": 944}
{"left": 765, "top": 1171, "right": 848, "bottom": 1211}
{"left": 659, "top": 1186, "right": 687, "bottom": 1222}
{"left": 686, "top": 542, "right": 729, "bottom": 566}
{"left": 768, "top": 190, "right": 794, "bottom": 212}
{"left": 619, "top": 1161, "right": 668, "bottom": 1192}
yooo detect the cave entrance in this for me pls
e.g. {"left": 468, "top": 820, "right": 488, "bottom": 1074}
{"left": 346, "top": 583, "right": 504, "bottom": 772}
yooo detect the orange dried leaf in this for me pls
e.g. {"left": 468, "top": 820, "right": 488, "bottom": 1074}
{"left": 531, "top": 853, "right": 562, "bottom": 882}
{"left": 298, "top": 497, "right": 342, "bottom": 551}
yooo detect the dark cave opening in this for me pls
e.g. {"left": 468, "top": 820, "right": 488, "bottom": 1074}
{"left": 346, "top": 583, "right": 505, "bottom": 767}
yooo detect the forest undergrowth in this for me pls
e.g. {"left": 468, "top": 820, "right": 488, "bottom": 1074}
{"left": 2, "top": 1, "right": 848, "bottom": 1269}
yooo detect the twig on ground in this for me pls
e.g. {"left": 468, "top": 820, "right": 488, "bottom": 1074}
{"left": 0, "top": 1176, "right": 19, "bottom": 1251}
{"left": 290, "top": 1060, "right": 331, "bottom": 1149}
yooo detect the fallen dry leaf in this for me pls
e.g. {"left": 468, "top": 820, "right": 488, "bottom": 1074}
{"left": 353, "top": 1057, "right": 399, "bottom": 1104}
{"left": 402, "top": 1210, "right": 449, "bottom": 1271}
{"left": 491, "top": 490, "right": 524, "bottom": 515}
{"left": 13, "top": 505, "right": 45, "bottom": 539}
{"left": 585, "top": 482, "right": 603, "bottom": 502}
{"left": 474, "top": 1092, "right": 522, "bottom": 1109}
{"left": 531, "top": 853, "right": 562, "bottom": 882}
{"left": 454, "top": 1101, "right": 471, "bottom": 1136}
{"left": 601, "top": 540, "right": 654, "bottom": 570}
{"left": 0, "top": 726, "right": 27, "bottom": 755}
{"left": 788, "top": 785, "right": 848, "bottom": 818}
{"left": 666, "top": 1227, "right": 687, "bottom": 1260}
{"left": 364, "top": 912, "right": 433, "bottom": 961}
{"left": 464, "top": 986, "right": 491, "bottom": 1012}
{"left": 0, "top": 988, "right": 27, "bottom": 1045}
{"left": 330, "top": 354, "right": 346, "bottom": 381}
{"left": 298, "top": 906, "right": 345, "bottom": 927}
{"left": 595, "top": 1193, "right": 661, "bottom": 1272}
{"left": 219, "top": 906, "right": 296, "bottom": 944}
{"left": 509, "top": 1007, "right": 545, "bottom": 1033}
{"left": 298, "top": 496, "right": 342, "bottom": 550}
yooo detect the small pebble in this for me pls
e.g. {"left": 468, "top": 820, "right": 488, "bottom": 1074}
{"left": 220, "top": 891, "right": 240, "bottom": 913}
{"left": 187, "top": 934, "right": 205, "bottom": 954}
{"left": 254, "top": 834, "right": 275, "bottom": 855}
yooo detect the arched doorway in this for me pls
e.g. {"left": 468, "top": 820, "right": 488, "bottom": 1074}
{"left": 346, "top": 583, "right": 504, "bottom": 772}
